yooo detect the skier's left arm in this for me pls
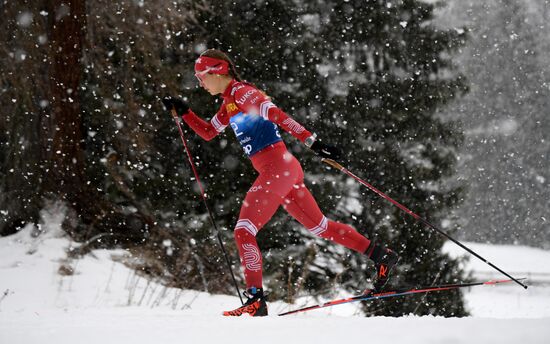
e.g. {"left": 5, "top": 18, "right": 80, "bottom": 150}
{"left": 234, "top": 86, "right": 342, "bottom": 160}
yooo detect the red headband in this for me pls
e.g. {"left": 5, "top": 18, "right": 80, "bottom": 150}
{"left": 194, "top": 56, "right": 230, "bottom": 75}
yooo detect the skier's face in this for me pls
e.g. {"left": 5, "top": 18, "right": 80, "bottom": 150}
{"left": 196, "top": 72, "right": 227, "bottom": 95}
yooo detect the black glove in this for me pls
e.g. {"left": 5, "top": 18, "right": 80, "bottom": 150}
{"left": 310, "top": 140, "right": 342, "bottom": 160}
{"left": 161, "top": 96, "right": 190, "bottom": 115}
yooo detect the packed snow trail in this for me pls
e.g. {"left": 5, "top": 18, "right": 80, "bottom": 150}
{"left": 1, "top": 308, "right": 549, "bottom": 344}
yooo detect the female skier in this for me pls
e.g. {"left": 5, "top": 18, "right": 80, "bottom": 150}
{"left": 162, "top": 49, "right": 398, "bottom": 317}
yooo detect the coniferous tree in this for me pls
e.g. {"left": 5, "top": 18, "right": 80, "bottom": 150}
{"left": 0, "top": 0, "right": 49, "bottom": 235}
{"left": 1, "top": 0, "right": 158, "bottom": 246}
{"left": 307, "top": 0, "right": 469, "bottom": 316}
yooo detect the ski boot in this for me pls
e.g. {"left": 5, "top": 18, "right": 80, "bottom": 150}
{"left": 223, "top": 287, "right": 268, "bottom": 317}
{"left": 366, "top": 243, "right": 400, "bottom": 293}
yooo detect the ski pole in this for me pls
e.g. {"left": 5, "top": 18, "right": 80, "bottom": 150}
{"left": 321, "top": 158, "right": 528, "bottom": 290}
{"left": 170, "top": 108, "right": 244, "bottom": 305}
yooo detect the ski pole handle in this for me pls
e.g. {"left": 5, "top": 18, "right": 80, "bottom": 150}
{"left": 170, "top": 108, "right": 179, "bottom": 120}
{"left": 321, "top": 158, "right": 344, "bottom": 171}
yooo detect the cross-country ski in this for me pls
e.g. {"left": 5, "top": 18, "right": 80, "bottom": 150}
{"left": 278, "top": 279, "right": 524, "bottom": 316}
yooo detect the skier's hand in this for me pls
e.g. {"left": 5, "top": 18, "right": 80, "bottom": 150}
{"left": 162, "top": 96, "right": 190, "bottom": 115}
{"left": 310, "top": 141, "right": 342, "bottom": 161}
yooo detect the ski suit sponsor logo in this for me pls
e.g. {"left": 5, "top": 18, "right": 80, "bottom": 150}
{"left": 248, "top": 185, "right": 263, "bottom": 193}
{"left": 196, "top": 59, "right": 224, "bottom": 72}
{"left": 242, "top": 243, "right": 261, "bottom": 271}
{"left": 229, "top": 112, "right": 282, "bottom": 157}
{"left": 231, "top": 84, "right": 246, "bottom": 96}
{"left": 274, "top": 123, "right": 281, "bottom": 138}
{"left": 240, "top": 136, "right": 252, "bottom": 144}
{"left": 207, "top": 65, "right": 223, "bottom": 72}
{"left": 231, "top": 122, "right": 244, "bottom": 137}
{"left": 236, "top": 90, "right": 255, "bottom": 105}
{"left": 226, "top": 102, "right": 238, "bottom": 113}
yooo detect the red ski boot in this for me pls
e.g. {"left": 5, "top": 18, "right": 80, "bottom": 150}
{"left": 223, "top": 287, "right": 268, "bottom": 317}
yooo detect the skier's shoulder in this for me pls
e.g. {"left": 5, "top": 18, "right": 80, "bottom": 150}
{"left": 229, "top": 81, "right": 258, "bottom": 97}
{"left": 231, "top": 81, "right": 269, "bottom": 109}
{"left": 222, "top": 81, "right": 257, "bottom": 116}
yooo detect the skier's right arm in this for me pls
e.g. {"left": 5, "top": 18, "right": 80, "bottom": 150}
{"left": 162, "top": 96, "right": 227, "bottom": 141}
{"left": 182, "top": 109, "right": 225, "bottom": 141}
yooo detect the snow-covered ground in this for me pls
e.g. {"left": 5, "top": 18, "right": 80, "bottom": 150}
{"left": 1, "top": 212, "right": 549, "bottom": 344}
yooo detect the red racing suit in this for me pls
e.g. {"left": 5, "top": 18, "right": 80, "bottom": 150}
{"left": 183, "top": 79, "right": 371, "bottom": 289}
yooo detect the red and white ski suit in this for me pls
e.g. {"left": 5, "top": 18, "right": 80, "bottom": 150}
{"left": 183, "top": 79, "right": 371, "bottom": 288}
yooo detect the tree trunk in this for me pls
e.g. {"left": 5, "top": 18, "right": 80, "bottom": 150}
{"left": 41, "top": 0, "right": 154, "bottom": 242}
{"left": 43, "top": 0, "right": 86, "bottom": 194}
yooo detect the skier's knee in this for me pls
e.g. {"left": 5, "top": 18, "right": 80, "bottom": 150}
{"left": 307, "top": 215, "right": 328, "bottom": 237}
{"left": 234, "top": 218, "right": 259, "bottom": 237}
